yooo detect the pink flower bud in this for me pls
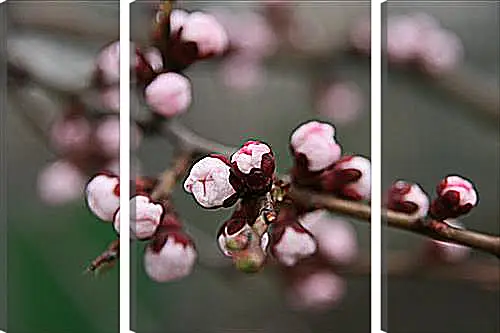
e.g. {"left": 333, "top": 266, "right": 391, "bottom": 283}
{"left": 37, "top": 160, "right": 86, "bottom": 205}
{"left": 387, "top": 180, "right": 429, "bottom": 219}
{"left": 135, "top": 47, "right": 163, "bottom": 73}
{"left": 100, "top": 86, "right": 120, "bottom": 112}
{"left": 430, "top": 175, "right": 478, "bottom": 220}
{"left": 323, "top": 155, "right": 371, "bottom": 201}
{"left": 144, "top": 229, "right": 197, "bottom": 282}
{"left": 418, "top": 29, "right": 463, "bottom": 75}
{"left": 300, "top": 210, "right": 358, "bottom": 265}
{"left": 114, "top": 195, "right": 163, "bottom": 240}
{"left": 169, "top": 9, "right": 189, "bottom": 34}
{"left": 288, "top": 270, "right": 346, "bottom": 311}
{"left": 290, "top": 121, "right": 342, "bottom": 172}
{"left": 144, "top": 72, "right": 192, "bottom": 117}
{"left": 180, "top": 12, "right": 229, "bottom": 57}
{"left": 184, "top": 156, "right": 237, "bottom": 208}
{"left": 85, "top": 173, "right": 120, "bottom": 222}
{"left": 230, "top": 141, "right": 275, "bottom": 194}
{"left": 95, "top": 117, "right": 120, "bottom": 158}
{"left": 268, "top": 223, "right": 317, "bottom": 267}
{"left": 96, "top": 41, "right": 120, "bottom": 84}
{"left": 50, "top": 116, "right": 91, "bottom": 153}
{"left": 217, "top": 219, "right": 252, "bottom": 256}
{"left": 386, "top": 15, "right": 421, "bottom": 63}
{"left": 349, "top": 16, "right": 371, "bottom": 54}
{"left": 219, "top": 55, "right": 265, "bottom": 92}
{"left": 316, "top": 82, "right": 363, "bottom": 125}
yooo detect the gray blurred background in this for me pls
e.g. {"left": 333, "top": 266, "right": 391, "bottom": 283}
{"left": 382, "top": 2, "right": 500, "bottom": 333}
{"left": 3, "top": 1, "right": 499, "bottom": 333}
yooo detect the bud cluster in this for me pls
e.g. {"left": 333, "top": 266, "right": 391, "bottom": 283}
{"left": 386, "top": 175, "right": 478, "bottom": 221}
{"left": 290, "top": 120, "right": 371, "bottom": 201}
{"left": 85, "top": 173, "right": 197, "bottom": 282}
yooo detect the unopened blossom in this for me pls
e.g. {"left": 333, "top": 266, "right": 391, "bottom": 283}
{"left": 230, "top": 141, "right": 275, "bottom": 194}
{"left": 50, "top": 116, "right": 91, "bottom": 153}
{"left": 95, "top": 117, "right": 120, "bottom": 158}
{"left": 290, "top": 121, "right": 342, "bottom": 172}
{"left": 37, "top": 160, "right": 86, "bottom": 205}
{"left": 430, "top": 175, "right": 478, "bottom": 220}
{"left": 387, "top": 180, "right": 429, "bottom": 219}
{"left": 349, "top": 16, "right": 371, "bottom": 54}
{"left": 135, "top": 47, "right": 163, "bottom": 73}
{"left": 114, "top": 195, "right": 163, "bottom": 240}
{"left": 184, "top": 156, "right": 237, "bottom": 208}
{"left": 100, "top": 86, "right": 120, "bottom": 112}
{"left": 144, "top": 229, "right": 197, "bottom": 282}
{"left": 386, "top": 15, "right": 422, "bottom": 63}
{"left": 95, "top": 41, "right": 120, "bottom": 84}
{"left": 219, "top": 55, "right": 265, "bottom": 92}
{"left": 268, "top": 223, "right": 317, "bottom": 266}
{"left": 316, "top": 82, "right": 363, "bottom": 125}
{"left": 179, "top": 11, "right": 229, "bottom": 57}
{"left": 323, "top": 155, "right": 371, "bottom": 201}
{"left": 217, "top": 218, "right": 252, "bottom": 256}
{"left": 417, "top": 28, "right": 463, "bottom": 75}
{"left": 85, "top": 173, "right": 120, "bottom": 222}
{"left": 300, "top": 210, "right": 358, "bottom": 265}
{"left": 288, "top": 270, "right": 346, "bottom": 311}
{"left": 145, "top": 72, "right": 192, "bottom": 117}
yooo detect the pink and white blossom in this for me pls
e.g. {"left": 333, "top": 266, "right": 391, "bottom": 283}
{"left": 144, "top": 233, "right": 197, "bottom": 282}
{"left": 95, "top": 117, "right": 120, "bottom": 158}
{"left": 145, "top": 72, "right": 192, "bottom": 117}
{"left": 290, "top": 121, "right": 342, "bottom": 172}
{"left": 431, "top": 175, "right": 478, "bottom": 220}
{"left": 114, "top": 195, "right": 163, "bottom": 240}
{"left": 100, "top": 86, "right": 120, "bottom": 112}
{"left": 50, "top": 116, "right": 91, "bottom": 153}
{"left": 316, "top": 82, "right": 363, "bottom": 125}
{"left": 329, "top": 155, "right": 371, "bottom": 201}
{"left": 37, "top": 160, "right": 86, "bottom": 205}
{"left": 179, "top": 12, "right": 229, "bottom": 57}
{"left": 386, "top": 15, "right": 422, "bottom": 63}
{"left": 272, "top": 225, "right": 317, "bottom": 266}
{"left": 288, "top": 270, "right": 346, "bottom": 311}
{"left": 300, "top": 210, "right": 358, "bottom": 265}
{"left": 231, "top": 141, "right": 271, "bottom": 174}
{"left": 184, "top": 156, "right": 237, "bottom": 208}
{"left": 85, "top": 173, "right": 120, "bottom": 222}
{"left": 418, "top": 29, "right": 463, "bottom": 75}
{"left": 387, "top": 180, "right": 429, "bottom": 219}
{"left": 96, "top": 41, "right": 120, "bottom": 84}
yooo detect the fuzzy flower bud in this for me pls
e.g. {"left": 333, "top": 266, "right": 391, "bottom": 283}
{"left": 288, "top": 270, "right": 346, "bottom": 312}
{"left": 184, "top": 155, "right": 238, "bottom": 208}
{"left": 290, "top": 121, "right": 342, "bottom": 172}
{"left": 144, "top": 228, "right": 197, "bottom": 282}
{"left": 430, "top": 175, "right": 478, "bottom": 220}
{"left": 323, "top": 155, "right": 371, "bottom": 201}
{"left": 300, "top": 210, "right": 358, "bottom": 265}
{"left": 217, "top": 219, "right": 253, "bottom": 257}
{"left": 267, "top": 222, "right": 317, "bottom": 267}
{"left": 387, "top": 180, "right": 429, "bottom": 219}
{"left": 114, "top": 195, "right": 163, "bottom": 240}
{"left": 85, "top": 173, "right": 120, "bottom": 222}
{"left": 37, "top": 160, "right": 86, "bottom": 205}
{"left": 95, "top": 41, "right": 120, "bottom": 84}
{"left": 230, "top": 141, "right": 275, "bottom": 194}
{"left": 180, "top": 12, "right": 229, "bottom": 57}
{"left": 145, "top": 72, "right": 192, "bottom": 118}
{"left": 50, "top": 116, "right": 91, "bottom": 153}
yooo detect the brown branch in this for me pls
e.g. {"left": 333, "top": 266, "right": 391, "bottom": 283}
{"left": 289, "top": 186, "right": 500, "bottom": 258}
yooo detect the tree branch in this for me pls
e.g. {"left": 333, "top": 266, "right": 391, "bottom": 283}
{"left": 289, "top": 186, "right": 500, "bottom": 258}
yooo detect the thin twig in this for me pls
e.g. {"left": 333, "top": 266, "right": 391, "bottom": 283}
{"left": 289, "top": 186, "right": 500, "bottom": 258}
